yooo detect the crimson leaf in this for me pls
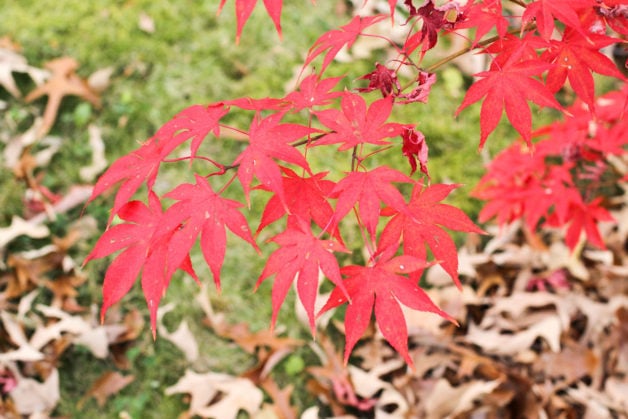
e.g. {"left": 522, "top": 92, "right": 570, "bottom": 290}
{"left": 84, "top": 192, "right": 196, "bottom": 335}
{"left": 378, "top": 184, "right": 485, "bottom": 287}
{"left": 318, "top": 255, "right": 456, "bottom": 366}
{"left": 303, "top": 14, "right": 387, "bottom": 75}
{"left": 256, "top": 220, "right": 349, "bottom": 334}
{"left": 162, "top": 174, "right": 260, "bottom": 290}
{"left": 315, "top": 93, "right": 408, "bottom": 151}
{"left": 455, "top": 51, "right": 562, "bottom": 148}
{"left": 330, "top": 167, "right": 413, "bottom": 238}
{"left": 233, "top": 112, "right": 319, "bottom": 206}
{"left": 256, "top": 167, "right": 341, "bottom": 241}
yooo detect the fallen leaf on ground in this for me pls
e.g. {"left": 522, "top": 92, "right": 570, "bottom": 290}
{"left": 0, "top": 312, "right": 44, "bottom": 363}
{"left": 78, "top": 371, "right": 134, "bottom": 408}
{"left": 423, "top": 378, "right": 501, "bottom": 419}
{"left": 0, "top": 47, "right": 49, "bottom": 98}
{"left": 87, "top": 67, "right": 114, "bottom": 93}
{"left": 79, "top": 124, "right": 108, "bottom": 182}
{"left": 157, "top": 303, "right": 199, "bottom": 362}
{"left": 466, "top": 315, "right": 562, "bottom": 355}
{"left": 165, "top": 369, "right": 263, "bottom": 419}
{"left": 138, "top": 12, "right": 156, "bottom": 33}
{"left": 2, "top": 118, "right": 44, "bottom": 170}
{"left": 24, "top": 56, "right": 101, "bottom": 138}
{"left": 8, "top": 367, "right": 59, "bottom": 415}
{"left": 0, "top": 216, "right": 49, "bottom": 259}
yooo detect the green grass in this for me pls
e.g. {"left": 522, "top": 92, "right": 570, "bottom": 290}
{"left": 0, "top": 1, "right": 540, "bottom": 417}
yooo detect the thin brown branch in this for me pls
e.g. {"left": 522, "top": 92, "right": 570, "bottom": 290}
{"left": 425, "top": 23, "right": 537, "bottom": 73}
{"left": 508, "top": 0, "right": 528, "bottom": 8}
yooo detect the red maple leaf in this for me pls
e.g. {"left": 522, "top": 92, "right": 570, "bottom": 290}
{"left": 542, "top": 30, "right": 625, "bottom": 110}
{"left": 285, "top": 74, "right": 343, "bottom": 111}
{"left": 87, "top": 104, "right": 229, "bottom": 221}
{"left": 521, "top": 0, "right": 593, "bottom": 40}
{"left": 330, "top": 167, "right": 413, "bottom": 238}
{"left": 225, "top": 96, "right": 288, "bottom": 112}
{"left": 484, "top": 32, "right": 548, "bottom": 69}
{"left": 455, "top": 50, "right": 562, "bottom": 148}
{"left": 233, "top": 112, "right": 319, "bottom": 206}
{"left": 162, "top": 174, "right": 260, "bottom": 290}
{"left": 256, "top": 167, "right": 341, "bottom": 241}
{"left": 88, "top": 140, "right": 163, "bottom": 222}
{"left": 153, "top": 103, "right": 229, "bottom": 159}
{"left": 378, "top": 183, "right": 485, "bottom": 287}
{"left": 256, "top": 220, "right": 349, "bottom": 334}
{"left": 303, "top": 14, "right": 387, "bottom": 75}
{"left": 457, "top": 0, "right": 509, "bottom": 46}
{"left": 318, "top": 255, "right": 456, "bottom": 366}
{"left": 315, "top": 93, "right": 408, "bottom": 151}
{"left": 549, "top": 197, "right": 614, "bottom": 250}
{"left": 217, "top": 0, "right": 283, "bottom": 43}
{"left": 84, "top": 192, "right": 196, "bottom": 335}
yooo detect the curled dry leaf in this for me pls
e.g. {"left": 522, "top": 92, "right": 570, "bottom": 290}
{"left": 138, "top": 11, "right": 156, "bottom": 34}
{"left": 466, "top": 314, "right": 562, "bottom": 355}
{"left": 348, "top": 361, "right": 408, "bottom": 418}
{"left": 157, "top": 303, "right": 199, "bottom": 362}
{"left": 87, "top": 67, "right": 114, "bottom": 93}
{"left": 79, "top": 124, "right": 108, "bottom": 182}
{"left": 2, "top": 118, "right": 44, "bottom": 170}
{"left": 0, "top": 47, "right": 49, "bottom": 98}
{"left": 24, "top": 56, "right": 101, "bottom": 138}
{"left": 78, "top": 371, "right": 135, "bottom": 408}
{"left": 165, "top": 369, "right": 263, "bottom": 419}
{"left": 8, "top": 368, "right": 59, "bottom": 416}
{"left": 423, "top": 378, "right": 502, "bottom": 419}
{"left": 26, "top": 185, "right": 93, "bottom": 226}
{"left": 0, "top": 311, "right": 44, "bottom": 363}
{"left": 30, "top": 305, "right": 109, "bottom": 358}
{"left": 0, "top": 216, "right": 49, "bottom": 258}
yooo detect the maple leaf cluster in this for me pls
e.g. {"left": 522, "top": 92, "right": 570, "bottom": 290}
{"left": 474, "top": 85, "right": 627, "bottom": 250}
{"left": 86, "top": 0, "right": 627, "bottom": 365}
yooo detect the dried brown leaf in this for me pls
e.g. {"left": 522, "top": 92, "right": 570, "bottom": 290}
{"left": 8, "top": 368, "right": 59, "bottom": 415}
{"left": 165, "top": 370, "right": 263, "bottom": 419}
{"left": 0, "top": 216, "right": 49, "bottom": 259}
{"left": 423, "top": 378, "right": 501, "bottom": 419}
{"left": 466, "top": 315, "right": 562, "bottom": 355}
{"left": 0, "top": 48, "right": 49, "bottom": 98}
{"left": 259, "top": 378, "right": 297, "bottom": 419}
{"left": 79, "top": 371, "right": 134, "bottom": 408}
{"left": 157, "top": 303, "right": 199, "bottom": 362}
{"left": 138, "top": 12, "right": 156, "bottom": 33}
{"left": 87, "top": 67, "right": 114, "bottom": 93}
{"left": 79, "top": 124, "right": 108, "bottom": 182}
{"left": 24, "top": 57, "right": 101, "bottom": 138}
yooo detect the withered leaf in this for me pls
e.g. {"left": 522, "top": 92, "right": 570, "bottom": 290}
{"left": 157, "top": 303, "right": 199, "bottom": 362}
{"left": 0, "top": 47, "right": 49, "bottom": 98}
{"left": 165, "top": 369, "right": 263, "bottom": 419}
{"left": 9, "top": 368, "right": 59, "bottom": 415}
{"left": 24, "top": 57, "right": 101, "bottom": 138}
{"left": 79, "top": 371, "right": 134, "bottom": 408}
